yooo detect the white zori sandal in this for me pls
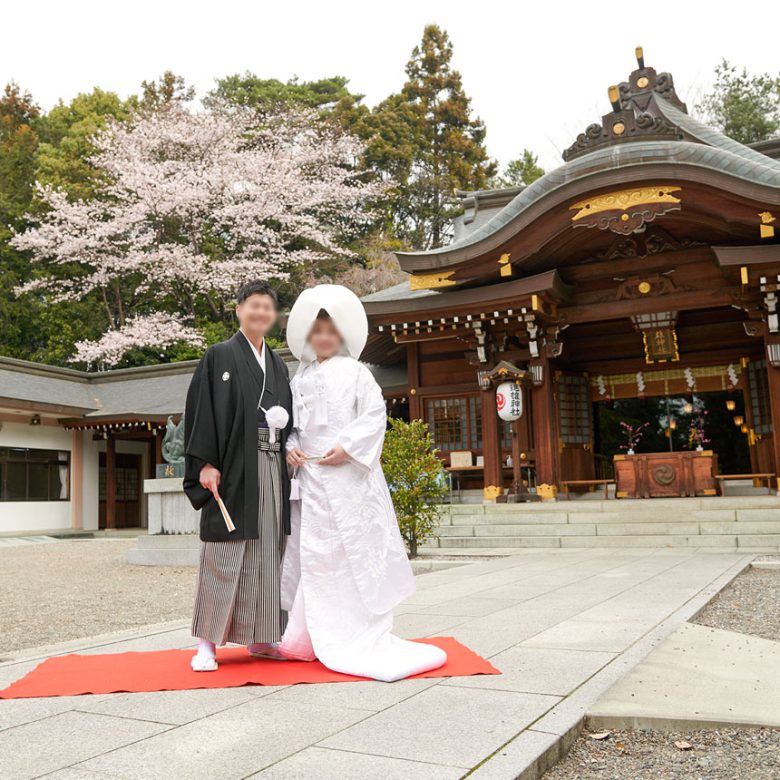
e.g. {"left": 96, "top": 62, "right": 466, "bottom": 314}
{"left": 191, "top": 639, "right": 218, "bottom": 671}
{"left": 191, "top": 652, "right": 218, "bottom": 672}
{"left": 248, "top": 642, "right": 286, "bottom": 661}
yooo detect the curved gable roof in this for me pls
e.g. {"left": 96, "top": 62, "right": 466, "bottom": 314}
{"left": 396, "top": 55, "right": 780, "bottom": 274}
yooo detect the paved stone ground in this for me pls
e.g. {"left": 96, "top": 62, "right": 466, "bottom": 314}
{"left": 0, "top": 548, "right": 751, "bottom": 780}
{"left": 588, "top": 622, "right": 780, "bottom": 730}
{"left": 0, "top": 539, "right": 194, "bottom": 655}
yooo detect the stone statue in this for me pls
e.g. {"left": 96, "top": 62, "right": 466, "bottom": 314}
{"left": 162, "top": 414, "right": 186, "bottom": 463}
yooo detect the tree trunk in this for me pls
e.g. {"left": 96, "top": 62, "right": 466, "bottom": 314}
{"left": 409, "top": 535, "right": 418, "bottom": 558}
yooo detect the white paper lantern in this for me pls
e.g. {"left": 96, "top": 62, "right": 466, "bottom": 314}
{"left": 496, "top": 381, "right": 522, "bottom": 421}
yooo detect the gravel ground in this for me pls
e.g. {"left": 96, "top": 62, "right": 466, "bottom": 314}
{"left": 0, "top": 539, "right": 195, "bottom": 656}
{"left": 693, "top": 567, "right": 780, "bottom": 642}
{"left": 543, "top": 728, "right": 780, "bottom": 780}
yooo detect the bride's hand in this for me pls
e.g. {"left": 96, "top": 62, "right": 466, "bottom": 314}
{"left": 319, "top": 445, "right": 348, "bottom": 466}
{"left": 286, "top": 448, "right": 306, "bottom": 467}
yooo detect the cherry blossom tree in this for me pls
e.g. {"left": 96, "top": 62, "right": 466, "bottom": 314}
{"left": 13, "top": 105, "right": 384, "bottom": 367}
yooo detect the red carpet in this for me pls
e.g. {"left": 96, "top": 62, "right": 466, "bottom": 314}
{"left": 0, "top": 638, "right": 498, "bottom": 699}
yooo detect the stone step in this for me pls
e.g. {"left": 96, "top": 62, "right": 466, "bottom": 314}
{"left": 426, "top": 536, "right": 562, "bottom": 549}
{"left": 415, "top": 547, "right": 519, "bottom": 558}
{"left": 474, "top": 496, "right": 780, "bottom": 513}
{"left": 429, "top": 533, "right": 779, "bottom": 550}
{"left": 438, "top": 523, "right": 596, "bottom": 537}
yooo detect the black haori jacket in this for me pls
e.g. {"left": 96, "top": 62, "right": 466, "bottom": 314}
{"left": 183, "top": 332, "right": 293, "bottom": 541}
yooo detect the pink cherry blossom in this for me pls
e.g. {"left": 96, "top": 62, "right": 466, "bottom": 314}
{"left": 13, "top": 105, "right": 385, "bottom": 366}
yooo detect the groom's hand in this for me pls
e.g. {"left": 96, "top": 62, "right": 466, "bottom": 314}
{"left": 199, "top": 464, "right": 221, "bottom": 496}
{"left": 287, "top": 448, "right": 306, "bottom": 467}
{"left": 319, "top": 445, "right": 348, "bottom": 466}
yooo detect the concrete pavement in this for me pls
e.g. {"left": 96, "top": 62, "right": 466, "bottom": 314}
{"left": 588, "top": 621, "right": 780, "bottom": 731}
{"left": 0, "top": 548, "right": 752, "bottom": 779}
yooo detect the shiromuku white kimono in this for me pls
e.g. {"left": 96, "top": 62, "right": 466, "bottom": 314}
{"left": 278, "top": 354, "right": 447, "bottom": 681}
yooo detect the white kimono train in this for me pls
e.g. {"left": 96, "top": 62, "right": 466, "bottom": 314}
{"left": 279, "top": 355, "right": 447, "bottom": 681}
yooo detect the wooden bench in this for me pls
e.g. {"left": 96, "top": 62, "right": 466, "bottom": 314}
{"left": 561, "top": 479, "right": 614, "bottom": 500}
{"left": 716, "top": 473, "right": 775, "bottom": 496}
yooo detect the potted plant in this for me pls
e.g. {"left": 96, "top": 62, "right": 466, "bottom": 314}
{"left": 620, "top": 421, "right": 649, "bottom": 455}
{"left": 688, "top": 410, "right": 711, "bottom": 452}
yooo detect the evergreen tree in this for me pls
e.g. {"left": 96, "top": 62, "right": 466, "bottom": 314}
{"left": 139, "top": 71, "right": 196, "bottom": 110}
{"left": 0, "top": 84, "right": 40, "bottom": 360}
{"left": 395, "top": 25, "right": 496, "bottom": 247}
{"left": 206, "top": 74, "right": 359, "bottom": 116}
{"left": 496, "top": 148, "right": 545, "bottom": 188}
{"left": 35, "top": 88, "right": 130, "bottom": 200}
{"left": 696, "top": 60, "right": 780, "bottom": 145}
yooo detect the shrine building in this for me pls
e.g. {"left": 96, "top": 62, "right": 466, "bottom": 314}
{"left": 363, "top": 50, "right": 780, "bottom": 502}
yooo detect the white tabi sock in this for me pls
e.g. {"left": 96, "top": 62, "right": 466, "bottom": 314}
{"left": 191, "top": 639, "right": 218, "bottom": 672}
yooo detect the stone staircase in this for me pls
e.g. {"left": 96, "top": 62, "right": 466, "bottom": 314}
{"left": 422, "top": 496, "right": 780, "bottom": 553}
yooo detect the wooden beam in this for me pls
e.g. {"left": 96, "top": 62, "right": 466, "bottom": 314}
{"left": 561, "top": 286, "right": 747, "bottom": 325}
{"left": 713, "top": 245, "right": 780, "bottom": 266}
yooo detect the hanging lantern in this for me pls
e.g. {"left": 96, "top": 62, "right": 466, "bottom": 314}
{"left": 682, "top": 402, "right": 693, "bottom": 414}
{"left": 734, "top": 415, "right": 744, "bottom": 427}
{"left": 726, "top": 399, "right": 736, "bottom": 411}
{"left": 741, "top": 424, "right": 749, "bottom": 434}
{"left": 496, "top": 381, "right": 523, "bottom": 421}
{"left": 669, "top": 418, "right": 677, "bottom": 431}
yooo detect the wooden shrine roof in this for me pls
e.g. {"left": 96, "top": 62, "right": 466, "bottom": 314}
{"left": 392, "top": 52, "right": 780, "bottom": 284}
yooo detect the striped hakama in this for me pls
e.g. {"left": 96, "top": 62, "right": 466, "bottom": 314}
{"left": 191, "top": 428, "right": 287, "bottom": 645}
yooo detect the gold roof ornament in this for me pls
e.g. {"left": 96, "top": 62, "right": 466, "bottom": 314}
{"left": 409, "top": 271, "right": 456, "bottom": 290}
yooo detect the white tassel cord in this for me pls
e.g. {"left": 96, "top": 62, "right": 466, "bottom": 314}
{"left": 264, "top": 405, "right": 289, "bottom": 445}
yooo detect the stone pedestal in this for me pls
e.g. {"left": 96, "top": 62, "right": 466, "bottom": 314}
{"left": 127, "top": 478, "right": 200, "bottom": 566}
{"left": 146, "top": 477, "right": 199, "bottom": 534}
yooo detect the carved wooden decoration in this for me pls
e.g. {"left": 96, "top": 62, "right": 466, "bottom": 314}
{"left": 409, "top": 270, "right": 456, "bottom": 290}
{"left": 616, "top": 273, "right": 680, "bottom": 300}
{"left": 570, "top": 186, "right": 682, "bottom": 235}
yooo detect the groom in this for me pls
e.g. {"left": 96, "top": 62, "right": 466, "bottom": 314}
{"left": 183, "top": 280, "right": 293, "bottom": 671}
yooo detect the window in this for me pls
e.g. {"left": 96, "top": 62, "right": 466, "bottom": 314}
{"left": 558, "top": 375, "right": 591, "bottom": 445}
{"left": 0, "top": 448, "right": 70, "bottom": 501}
{"left": 427, "top": 397, "right": 470, "bottom": 451}
{"left": 748, "top": 359, "right": 772, "bottom": 435}
{"left": 426, "top": 395, "right": 513, "bottom": 452}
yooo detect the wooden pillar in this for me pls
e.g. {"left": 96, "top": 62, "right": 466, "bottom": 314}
{"left": 764, "top": 348, "right": 780, "bottom": 479}
{"left": 480, "top": 386, "right": 503, "bottom": 500}
{"left": 70, "top": 430, "right": 83, "bottom": 530}
{"left": 407, "top": 343, "right": 421, "bottom": 421}
{"left": 105, "top": 433, "right": 117, "bottom": 530}
{"left": 531, "top": 359, "right": 559, "bottom": 491}
{"left": 509, "top": 387, "right": 532, "bottom": 493}
{"left": 154, "top": 429, "right": 163, "bottom": 468}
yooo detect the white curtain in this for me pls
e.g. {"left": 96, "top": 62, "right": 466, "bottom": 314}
{"left": 58, "top": 451, "right": 69, "bottom": 500}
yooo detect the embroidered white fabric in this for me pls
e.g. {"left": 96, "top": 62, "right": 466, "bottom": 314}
{"left": 279, "top": 356, "right": 446, "bottom": 681}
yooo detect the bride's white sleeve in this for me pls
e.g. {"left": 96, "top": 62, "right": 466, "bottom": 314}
{"left": 336, "top": 365, "right": 387, "bottom": 470}
{"left": 285, "top": 376, "right": 301, "bottom": 453}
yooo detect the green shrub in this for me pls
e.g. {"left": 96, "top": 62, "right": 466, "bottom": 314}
{"left": 382, "top": 418, "right": 447, "bottom": 557}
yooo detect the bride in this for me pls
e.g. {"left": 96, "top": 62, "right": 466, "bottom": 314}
{"left": 279, "top": 284, "right": 447, "bottom": 682}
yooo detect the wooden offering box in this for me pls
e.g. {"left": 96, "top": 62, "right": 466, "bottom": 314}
{"left": 614, "top": 451, "right": 718, "bottom": 499}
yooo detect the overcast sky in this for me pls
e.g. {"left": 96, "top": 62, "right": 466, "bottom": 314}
{"left": 4, "top": 2, "right": 779, "bottom": 170}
